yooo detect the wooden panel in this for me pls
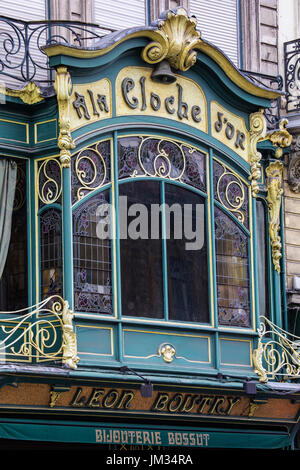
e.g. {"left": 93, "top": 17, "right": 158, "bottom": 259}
{"left": 123, "top": 328, "right": 212, "bottom": 367}
{"left": 76, "top": 324, "right": 114, "bottom": 362}
{"left": 220, "top": 337, "right": 252, "bottom": 367}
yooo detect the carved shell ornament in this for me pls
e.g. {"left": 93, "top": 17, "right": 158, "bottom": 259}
{"left": 141, "top": 7, "right": 202, "bottom": 72}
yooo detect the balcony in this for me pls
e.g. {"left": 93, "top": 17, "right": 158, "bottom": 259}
{"left": 0, "top": 15, "right": 113, "bottom": 87}
{"left": 284, "top": 38, "right": 300, "bottom": 113}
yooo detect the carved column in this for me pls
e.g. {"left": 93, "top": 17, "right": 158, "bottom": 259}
{"left": 266, "top": 161, "right": 284, "bottom": 273}
{"left": 54, "top": 66, "right": 74, "bottom": 307}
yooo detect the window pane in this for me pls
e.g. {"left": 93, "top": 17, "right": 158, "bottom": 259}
{"left": 0, "top": 161, "right": 28, "bottom": 310}
{"left": 73, "top": 190, "right": 112, "bottom": 314}
{"left": 215, "top": 207, "right": 251, "bottom": 327}
{"left": 119, "top": 180, "right": 164, "bottom": 318}
{"left": 40, "top": 208, "right": 62, "bottom": 299}
{"left": 165, "top": 184, "right": 209, "bottom": 323}
{"left": 256, "top": 200, "right": 269, "bottom": 319}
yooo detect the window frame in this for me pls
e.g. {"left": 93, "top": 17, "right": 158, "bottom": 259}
{"left": 70, "top": 132, "right": 257, "bottom": 334}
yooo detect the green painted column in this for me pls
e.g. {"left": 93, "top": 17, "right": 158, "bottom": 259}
{"left": 62, "top": 165, "right": 73, "bottom": 309}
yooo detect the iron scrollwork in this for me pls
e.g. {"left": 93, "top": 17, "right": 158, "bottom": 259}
{"left": 0, "top": 295, "right": 79, "bottom": 369}
{"left": 284, "top": 38, "right": 300, "bottom": 113}
{"left": 119, "top": 136, "right": 206, "bottom": 192}
{"left": 0, "top": 16, "right": 106, "bottom": 84}
{"left": 37, "top": 158, "right": 62, "bottom": 206}
{"left": 253, "top": 316, "right": 300, "bottom": 383}
{"left": 214, "top": 160, "right": 248, "bottom": 227}
{"left": 71, "top": 140, "right": 111, "bottom": 203}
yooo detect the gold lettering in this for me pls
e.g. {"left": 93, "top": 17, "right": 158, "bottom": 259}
{"left": 226, "top": 397, "right": 241, "bottom": 415}
{"left": 168, "top": 394, "right": 184, "bottom": 412}
{"left": 103, "top": 390, "right": 120, "bottom": 408}
{"left": 180, "top": 395, "right": 200, "bottom": 413}
{"left": 208, "top": 397, "right": 225, "bottom": 415}
{"left": 70, "top": 387, "right": 87, "bottom": 407}
{"left": 87, "top": 388, "right": 105, "bottom": 408}
{"left": 151, "top": 393, "right": 169, "bottom": 411}
{"left": 198, "top": 397, "right": 212, "bottom": 414}
{"left": 116, "top": 391, "right": 134, "bottom": 409}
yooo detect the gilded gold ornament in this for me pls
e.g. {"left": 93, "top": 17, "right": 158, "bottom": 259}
{"left": 248, "top": 110, "right": 266, "bottom": 196}
{"left": 54, "top": 66, "right": 75, "bottom": 168}
{"left": 5, "top": 81, "right": 43, "bottom": 104}
{"left": 141, "top": 8, "right": 201, "bottom": 72}
{"left": 266, "top": 161, "right": 283, "bottom": 273}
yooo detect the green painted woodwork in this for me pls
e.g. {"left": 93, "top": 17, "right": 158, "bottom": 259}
{"left": 76, "top": 324, "right": 115, "bottom": 362}
{"left": 219, "top": 336, "right": 253, "bottom": 368}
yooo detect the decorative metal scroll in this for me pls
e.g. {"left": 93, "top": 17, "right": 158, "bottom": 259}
{"left": 37, "top": 158, "right": 62, "bottom": 207}
{"left": 284, "top": 38, "right": 300, "bottom": 113}
{"left": 0, "top": 16, "right": 109, "bottom": 84}
{"left": 242, "top": 70, "right": 283, "bottom": 129}
{"left": 0, "top": 295, "right": 79, "bottom": 369}
{"left": 213, "top": 160, "right": 249, "bottom": 228}
{"left": 118, "top": 136, "right": 206, "bottom": 192}
{"left": 253, "top": 316, "right": 300, "bottom": 383}
{"left": 71, "top": 140, "right": 111, "bottom": 203}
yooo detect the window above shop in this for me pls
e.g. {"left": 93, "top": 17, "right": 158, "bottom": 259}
{"left": 69, "top": 134, "right": 253, "bottom": 331}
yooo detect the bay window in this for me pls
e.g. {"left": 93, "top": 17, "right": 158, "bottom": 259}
{"left": 71, "top": 133, "right": 254, "bottom": 332}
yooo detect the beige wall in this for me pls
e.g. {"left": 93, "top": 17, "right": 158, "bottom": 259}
{"left": 283, "top": 162, "right": 300, "bottom": 291}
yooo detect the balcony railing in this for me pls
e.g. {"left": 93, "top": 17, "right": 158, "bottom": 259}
{"left": 0, "top": 15, "right": 112, "bottom": 86}
{"left": 284, "top": 38, "right": 300, "bottom": 113}
{"left": 253, "top": 316, "right": 300, "bottom": 383}
{"left": 241, "top": 70, "right": 283, "bottom": 130}
{"left": 0, "top": 295, "right": 79, "bottom": 369}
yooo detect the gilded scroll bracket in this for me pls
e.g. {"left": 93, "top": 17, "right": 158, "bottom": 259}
{"left": 54, "top": 66, "right": 75, "bottom": 168}
{"left": 266, "top": 160, "right": 283, "bottom": 273}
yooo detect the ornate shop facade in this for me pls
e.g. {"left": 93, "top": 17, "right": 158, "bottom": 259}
{"left": 0, "top": 7, "right": 299, "bottom": 450}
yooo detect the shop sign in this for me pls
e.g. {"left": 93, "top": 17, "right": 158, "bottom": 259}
{"left": 115, "top": 66, "right": 207, "bottom": 133}
{"left": 69, "top": 66, "right": 251, "bottom": 162}
{"left": 0, "top": 382, "right": 299, "bottom": 424}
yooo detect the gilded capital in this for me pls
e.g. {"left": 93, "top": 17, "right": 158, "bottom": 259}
{"left": 142, "top": 8, "right": 201, "bottom": 72}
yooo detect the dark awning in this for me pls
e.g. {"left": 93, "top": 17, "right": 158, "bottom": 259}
{"left": 0, "top": 419, "right": 291, "bottom": 449}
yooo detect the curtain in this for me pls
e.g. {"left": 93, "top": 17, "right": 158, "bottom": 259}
{"left": 0, "top": 159, "right": 17, "bottom": 280}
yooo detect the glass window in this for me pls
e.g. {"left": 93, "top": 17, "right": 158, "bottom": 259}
{"left": 119, "top": 180, "right": 209, "bottom": 323}
{"left": 119, "top": 180, "right": 164, "bottom": 318}
{"left": 165, "top": 184, "right": 208, "bottom": 323}
{"left": 256, "top": 199, "right": 269, "bottom": 319}
{"left": 73, "top": 190, "right": 112, "bottom": 314}
{"left": 0, "top": 160, "right": 28, "bottom": 310}
{"left": 215, "top": 207, "right": 251, "bottom": 328}
{"left": 40, "top": 208, "right": 62, "bottom": 299}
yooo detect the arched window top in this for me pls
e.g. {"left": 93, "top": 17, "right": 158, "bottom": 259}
{"left": 118, "top": 136, "right": 207, "bottom": 193}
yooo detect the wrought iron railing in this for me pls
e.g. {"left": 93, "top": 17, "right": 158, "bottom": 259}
{"left": 242, "top": 70, "right": 283, "bottom": 130}
{"left": 284, "top": 38, "right": 300, "bottom": 113}
{"left": 0, "top": 15, "right": 112, "bottom": 85}
{"left": 0, "top": 295, "right": 79, "bottom": 369}
{"left": 253, "top": 316, "right": 300, "bottom": 383}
